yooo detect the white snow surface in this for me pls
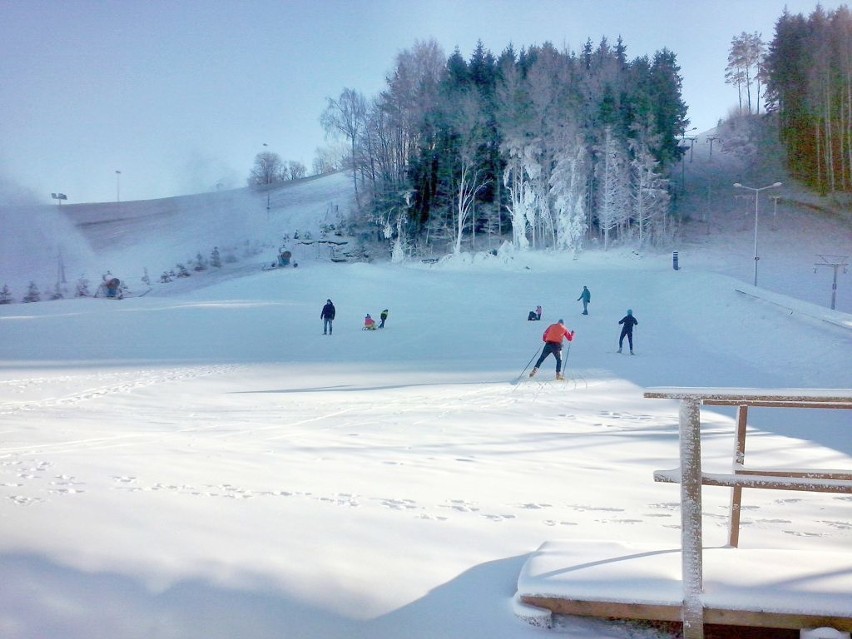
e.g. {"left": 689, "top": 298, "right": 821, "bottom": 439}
{"left": 1, "top": 157, "right": 851, "bottom": 638}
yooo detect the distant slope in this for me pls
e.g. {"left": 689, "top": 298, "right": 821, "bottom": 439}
{"left": 0, "top": 172, "right": 356, "bottom": 298}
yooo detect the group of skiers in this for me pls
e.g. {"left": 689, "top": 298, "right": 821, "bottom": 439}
{"left": 526, "top": 285, "right": 639, "bottom": 380}
{"left": 321, "top": 287, "right": 637, "bottom": 382}
{"left": 320, "top": 299, "right": 389, "bottom": 334}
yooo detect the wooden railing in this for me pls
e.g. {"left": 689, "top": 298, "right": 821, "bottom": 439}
{"left": 644, "top": 387, "right": 852, "bottom": 639}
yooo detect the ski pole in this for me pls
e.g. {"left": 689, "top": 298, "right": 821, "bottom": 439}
{"left": 518, "top": 346, "right": 541, "bottom": 378}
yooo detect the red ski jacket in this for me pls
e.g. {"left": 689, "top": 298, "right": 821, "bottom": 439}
{"left": 542, "top": 323, "right": 574, "bottom": 344}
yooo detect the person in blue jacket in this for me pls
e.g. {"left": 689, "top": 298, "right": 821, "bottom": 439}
{"left": 577, "top": 286, "right": 591, "bottom": 315}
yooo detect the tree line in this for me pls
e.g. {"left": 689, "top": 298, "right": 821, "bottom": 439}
{"left": 764, "top": 4, "right": 852, "bottom": 194}
{"left": 322, "top": 38, "right": 688, "bottom": 257}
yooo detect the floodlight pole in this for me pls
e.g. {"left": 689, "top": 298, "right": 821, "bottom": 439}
{"left": 733, "top": 181, "right": 782, "bottom": 287}
{"left": 263, "top": 143, "right": 271, "bottom": 218}
{"left": 814, "top": 255, "right": 849, "bottom": 310}
{"left": 115, "top": 170, "right": 121, "bottom": 203}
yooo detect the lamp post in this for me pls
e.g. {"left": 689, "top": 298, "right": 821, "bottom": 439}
{"left": 262, "top": 143, "right": 271, "bottom": 215}
{"left": 733, "top": 181, "right": 782, "bottom": 286}
{"left": 115, "top": 170, "right": 121, "bottom": 203}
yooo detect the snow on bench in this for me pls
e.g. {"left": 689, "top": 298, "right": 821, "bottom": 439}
{"left": 516, "top": 388, "right": 851, "bottom": 637}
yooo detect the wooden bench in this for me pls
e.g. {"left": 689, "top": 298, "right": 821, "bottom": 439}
{"left": 644, "top": 387, "right": 852, "bottom": 639}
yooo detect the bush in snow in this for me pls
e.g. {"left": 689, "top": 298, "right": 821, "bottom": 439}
{"left": 175, "top": 264, "right": 191, "bottom": 278}
{"left": 193, "top": 252, "right": 207, "bottom": 272}
{"left": 23, "top": 281, "right": 41, "bottom": 303}
{"left": 0, "top": 284, "right": 13, "bottom": 304}
{"left": 210, "top": 247, "right": 221, "bottom": 268}
{"left": 75, "top": 276, "right": 91, "bottom": 297}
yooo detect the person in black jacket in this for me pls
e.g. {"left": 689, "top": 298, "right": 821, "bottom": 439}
{"left": 321, "top": 299, "right": 336, "bottom": 335}
{"left": 617, "top": 309, "right": 638, "bottom": 354}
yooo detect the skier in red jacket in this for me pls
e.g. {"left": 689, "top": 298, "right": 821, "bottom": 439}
{"left": 529, "top": 319, "right": 575, "bottom": 380}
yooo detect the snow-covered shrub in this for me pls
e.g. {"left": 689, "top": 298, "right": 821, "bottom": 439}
{"left": 0, "top": 284, "right": 13, "bottom": 304}
{"left": 23, "top": 281, "right": 40, "bottom": 303}
{"left": 75, "top": 276, "right": 90, "bottom": 297}
{"left": 193, "top": 252, "right": 207, "bottom": 271}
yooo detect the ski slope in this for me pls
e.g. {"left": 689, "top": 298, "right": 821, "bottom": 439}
{"left": 0, "top": 167, "right": 851, "bottom": 639}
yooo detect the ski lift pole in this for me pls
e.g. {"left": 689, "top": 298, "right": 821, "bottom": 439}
{"left": 814, "top": 255, "right": 849, "bottom": 310}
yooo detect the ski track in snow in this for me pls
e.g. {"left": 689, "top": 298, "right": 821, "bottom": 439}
{"left": 0, "top": 364, "right": 240, "bottom": 416}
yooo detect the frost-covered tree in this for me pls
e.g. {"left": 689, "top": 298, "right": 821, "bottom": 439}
{"left": 550, "top": 138, "right": 587, "bottom": 253}
{"left": 385, "top": 208, "right": 409, "bottom": 263}
{"left": 595, "top": 127, "right": 631, "bottom": 250}
{"left": 248, "top": 151, "right": 286, "bottom": 186}
{"left": 286, "top": 161, "right": 307, "bottom": 181}
{"left": 630, "top": 136, "right": 671, "bottom": 246}
{"left": 321, "top": 88, "right": 368, "bottom": 206}
{"left": 75, "top": 275, "right": 90, "bottom": 297}
{"left": 502, "top": 139, "right": 536, "bottom": 251}
{"left": 326, "top": 35, "right": 686, "bottom": 253}
{"left": 0, "top": 283, "right": 13, "bottom": 304}
{"left": 446, "top": 93, "right": 490, "bottom": 254}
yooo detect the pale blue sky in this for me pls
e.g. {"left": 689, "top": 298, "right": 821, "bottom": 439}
{"left": 1, "top": 0, "right": 845, "bottom": 203}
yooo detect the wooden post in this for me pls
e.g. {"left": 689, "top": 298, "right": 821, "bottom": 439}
{"left": 680, "top": 397, "right": 705, "bottom": 639}
{"left": 727, "top": 405, "right": 748, "bottom": 547}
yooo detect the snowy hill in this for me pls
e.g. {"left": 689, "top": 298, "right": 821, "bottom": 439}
{"left": 1, "top": 171, "right": 357, "bottom": 300}
{"left": 0, "top": 138, "right": 851, "bottom": 639}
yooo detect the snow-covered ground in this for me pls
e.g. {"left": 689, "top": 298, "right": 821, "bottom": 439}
{"left": 1, "top": 155, "right": 851, "bottom": 638}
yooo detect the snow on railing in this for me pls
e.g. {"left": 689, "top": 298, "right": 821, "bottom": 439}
{"left": 644, "top": 387, "right": 852, "bottom": 639}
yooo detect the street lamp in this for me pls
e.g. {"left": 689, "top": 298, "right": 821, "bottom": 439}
{"left": 115, "top": 170, "right": 121, "bottom": 203}
{"left": 262, "top": 143, "right": 271, "bottom": 214}
{"left": 733, "top": 181, "right": 782, "bottom": 286}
